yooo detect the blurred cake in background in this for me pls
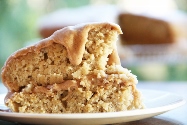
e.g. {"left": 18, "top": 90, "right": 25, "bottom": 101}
{"left": 119, "top": 13, "right": 176, "bottom": 45}
{"left": 118, "top": 11, "right": 187, "bottom": 45}
{"left": 117, "top": 11, "right": 187, "bottom": 65}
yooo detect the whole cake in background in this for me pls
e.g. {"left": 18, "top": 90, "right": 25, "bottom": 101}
{"left": 117, "top": 11, "right": 187, "bottom": 64}
{"left": 1, "top": 22, "right": 144, "bottom": 113}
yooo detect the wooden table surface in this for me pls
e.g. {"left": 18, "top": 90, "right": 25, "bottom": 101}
{"left": 0, "top": 81, "right": 186, "bottom": 125}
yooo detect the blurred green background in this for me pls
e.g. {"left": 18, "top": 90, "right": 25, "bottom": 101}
{"left": 0, "top": 0, "right": 187, "bottom": 82}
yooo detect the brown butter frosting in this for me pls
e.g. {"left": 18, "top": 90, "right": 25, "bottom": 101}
{"left": 2, "top": 22, "right": 122, "bottom": 70}
{"left": 1, "top": 22, "right": 122, "bottom": 92}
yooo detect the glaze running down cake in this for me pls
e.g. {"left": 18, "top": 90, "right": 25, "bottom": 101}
{"left": 1, "top": 22, "right": 144, "bottom": 113}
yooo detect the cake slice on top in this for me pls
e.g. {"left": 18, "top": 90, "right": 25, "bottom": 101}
{"left": 1, "top": 22, "right": 144, "bottom": 113}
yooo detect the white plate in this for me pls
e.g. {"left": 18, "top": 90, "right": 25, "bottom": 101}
{"left": 0, "top": 89, "right": 185, "bottom": 125}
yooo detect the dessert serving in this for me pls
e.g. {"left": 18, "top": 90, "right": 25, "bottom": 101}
{"left": 1, "top": 22, "right": 144, "bottom": 113}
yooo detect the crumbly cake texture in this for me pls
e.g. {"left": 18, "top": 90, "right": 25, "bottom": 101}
{"left": 1, "top": 22, "right": 144, "bottom": 113}
{"left": 118, "top": 13, "right": 176, "bottom": 45}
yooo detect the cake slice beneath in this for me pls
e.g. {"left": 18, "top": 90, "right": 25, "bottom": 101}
{"left": 1, "top": 22, "right": 144, "bottom": 113}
